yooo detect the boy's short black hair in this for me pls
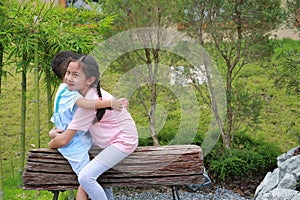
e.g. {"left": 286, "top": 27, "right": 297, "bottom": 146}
{"left": 52, "top": 51, "right": 82, "bottom": 80}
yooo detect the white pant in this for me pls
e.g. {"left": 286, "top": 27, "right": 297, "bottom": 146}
{"left": 78, "top": 145, "right": 129, "bottom": 200}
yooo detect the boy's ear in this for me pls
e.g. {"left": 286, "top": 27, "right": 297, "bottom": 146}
{"left": 87, "top": 76, "right": 96, "bottom": 86}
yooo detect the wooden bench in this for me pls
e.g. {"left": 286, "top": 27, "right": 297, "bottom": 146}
{"left": 22, "top": 145, "right": 204, "bottom": 200}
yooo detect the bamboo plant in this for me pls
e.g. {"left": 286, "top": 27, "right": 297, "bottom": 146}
{"left": 1, "top": 0, "right": 114, "bottom": 195}
{"left": 0, "top": 136, "right": 3, "bottom": 200}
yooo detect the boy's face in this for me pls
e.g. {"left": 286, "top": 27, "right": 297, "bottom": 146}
{"left": 64, "top": 61, "right": 89, "bottom": 94}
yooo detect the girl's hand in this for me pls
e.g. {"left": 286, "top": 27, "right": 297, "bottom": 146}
{"left": 119, "top": 98, "right": 129, "bottom": 109}
{"left": 111, "top": 98, "right": 124, "bottom": 111}
{"left": 49, "top": 127, "right": 63, "bottom": 139}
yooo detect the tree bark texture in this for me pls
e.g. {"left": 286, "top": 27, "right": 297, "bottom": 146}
{"left": 23, "top": 145, "right": 204, "bottom": 190}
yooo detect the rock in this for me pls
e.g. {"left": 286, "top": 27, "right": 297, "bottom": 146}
{"left": 261, "top": 188, "right": 300, "bottom": 200}
{"left": 254, "top": 146, "right": 300, "bottom": 200}
{"left": 278, "top": 173, "right": 297, "bottom": 189}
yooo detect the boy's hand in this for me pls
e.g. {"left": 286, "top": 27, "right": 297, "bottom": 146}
{"left": 111, "top": 98, "right": 124, "bottom": 111}
{"left": 49, "top": 127, "right": 63, "bottom": 139}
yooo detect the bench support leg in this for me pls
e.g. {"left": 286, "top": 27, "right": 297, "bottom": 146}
{"left": 171, "top": 186, "right": 181, "bottom": 200}
{"left": 52, "top": 191, "right": 59, "bottom": 200}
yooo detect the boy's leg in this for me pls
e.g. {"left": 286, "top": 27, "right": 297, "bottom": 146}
{"left": 64, "top": 152, "right": 91, "bottom": 200}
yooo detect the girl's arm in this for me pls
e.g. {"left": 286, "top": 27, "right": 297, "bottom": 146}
{"left": 76, "top": 97, "right": 124, "bottom": 111}
{"left": 48, "top": 129, "right": 76, "bottom": 148}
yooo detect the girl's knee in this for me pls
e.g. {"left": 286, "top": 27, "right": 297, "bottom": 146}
{"left": 78, "top": 171, "right": 89, "bottom": 186}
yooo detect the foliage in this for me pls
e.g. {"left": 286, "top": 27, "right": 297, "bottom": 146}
{"left": 285, "top": 0, "right": 300, "bottom": 31}
{"left": 0, "top": 0, "right": 114, "bottom": 183}
{"left": 272, "top": 49, "right": 299, "bottom": 95}
{"left": 104, "top": 0, "right": 182, "bottom": 30}
{"left": 180, "top": 0, "right": 284, "bottom": 149}
{"left": 0, "top": 0, "right": 299, "bottom": 199}
{"left": 0, "top": 0, "right": 14, "bottom": 94}
{"left": 209, "top": 152, "right": 249, "bottom": 181}
{"left": 269, "top": 39, "right": 300, "bottom": 96}
{"left": 0, "top": 39, "right": 298, "bottom": 200}
{"left": 232, "top": 132, "right": 281, "bottom": 171}
{"left": 33, "top": 1, "right": 114, "bottom": 94}
{"left": 0, "top": 0, "right": 114, "bottom": 198}
{"left": 2, "top": 0, "right": 114, "bottom": 102}
{"left": 206, "top": 132, "right": 281, "bottom": 181}
{"left": 101, "top": 0, "right": 186, "bottom": 145}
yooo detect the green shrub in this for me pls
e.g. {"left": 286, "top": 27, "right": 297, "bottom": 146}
{"left": 255, "top": 143, "right": 281, "bottom": 172}
{"left": 232, "top": 149, "right": 264, "bottom": 175}
{"left": 206, "top": 133, "right": 282, "bottom": 182}
{"left": 138, "top": 137, "right": 153, "bottom": 146}
{"left": 209, "top": 152, "right": 248, "bottom": 181}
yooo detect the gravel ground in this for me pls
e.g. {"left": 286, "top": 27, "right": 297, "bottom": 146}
{"left": 113, "top": 172, "right": 254, "bottom": 200}
{"left": 114, "top": 187, "right": 253, "bottom": 200}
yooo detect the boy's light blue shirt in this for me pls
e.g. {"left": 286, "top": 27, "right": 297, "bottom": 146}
{"left": 51, "top": 83, "right": 92, "bottom": 156}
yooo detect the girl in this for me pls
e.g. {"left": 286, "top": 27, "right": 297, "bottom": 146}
{"left": 50, "top": 51, "right": 122, "bottom": 199}
{"left": 48, "top": 55, "right": 138, "bottom": 200}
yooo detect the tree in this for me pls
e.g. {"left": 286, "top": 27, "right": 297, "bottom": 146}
{"left": 286, "top": 0, "right": 300, "bottom": 31}
{"left": 0, "top": 0, "right": 114, "bottom": 182}
{"left": 0, "top": 136, "right": 3, "bottom": 200}
{"left": 0, "top": 0, "right": 14, "bottom": 95}
{"left": 103, "top": 0, "right": 183, "bottom": 146}
{"left": 7, "top": 0, "right": 38, "bottom": 179}
{"left": 181, "top": 0, "right": 283, "bottom": 148}
{"left": 269, "top": 0, "right": 300, "bottom": 96}
{"left": 37, "top": 1, "right": 114, "bottom": 130}
{"left": 270, "top": 44, "right": 300, "bottom": 96}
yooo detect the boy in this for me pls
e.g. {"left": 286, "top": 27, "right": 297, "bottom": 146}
{"left": 49, "top": 51, "right": 118, "bottom": 199}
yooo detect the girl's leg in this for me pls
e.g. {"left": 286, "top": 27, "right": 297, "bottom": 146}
{"left": 78, "top": 159, "right": 109, "bottom": 200}
{"left": 76, "top": 184, "right": 113, "bottom": 200}
{"left": 76, "top": 186, "right": 88, "bottom": 200}
{"left": 78, "top": 145, "right": 129, "bottom": 200}
{"left": 103, "top": 187, "right": 114, "bottom": 200}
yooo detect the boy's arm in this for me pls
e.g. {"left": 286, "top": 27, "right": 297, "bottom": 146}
{"left": 76, "top": 97, "right": 124, "bottom": 111}
{"left": 49, "top": 127, "right": 63, "bottom": 139}
{"left": 48, "top": 129, "right": 76, "bottom": 148}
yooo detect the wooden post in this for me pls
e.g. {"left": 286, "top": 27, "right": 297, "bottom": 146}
{"left": 52, "top": 191, "right": 59, "bottom": 200}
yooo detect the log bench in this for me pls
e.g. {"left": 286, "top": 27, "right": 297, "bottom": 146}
{"left": 22, "top": 144, "right": 204, "bottom": 200}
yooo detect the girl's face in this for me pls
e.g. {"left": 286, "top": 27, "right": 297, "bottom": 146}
{"left": 64, "top": 61, "right": 94, "bottom": 95}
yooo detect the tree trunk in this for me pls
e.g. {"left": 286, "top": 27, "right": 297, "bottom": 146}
{"left": 202, "top": 50, "right": 226, "bottom": 152}
{"left": 149, "top": 103, "right": 159, "bottom": 146}
{"left": 0, "top": 43, "right": 3, "bottom": 95}
{"left": 0, "top": 136, "right": 4, "bottom": 200}
{"left": 34, "top": 40, "right": 40, "bottom": 148}
{"left": 19, "top": 65, "right": 26, "bottom": 183}
{"left": 45, "top": 66, "right": 53, "bottom": 130}
{"left": 146, "top": 48, "right": 160, "bottom": 146}
{"left": 224, "top": 68, "right": 233, "bottom": 149}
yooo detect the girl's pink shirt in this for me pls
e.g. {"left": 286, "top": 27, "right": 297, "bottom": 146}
{"left": 67, "top": 88, "right": 138, "bottom": 154}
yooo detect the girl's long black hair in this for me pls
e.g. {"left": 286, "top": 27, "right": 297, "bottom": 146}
{"left": 95, "top": 81, "right": 108, "bottom": 122}
{"left": 80, "top": 55, "right": 111, "bottom": 122}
